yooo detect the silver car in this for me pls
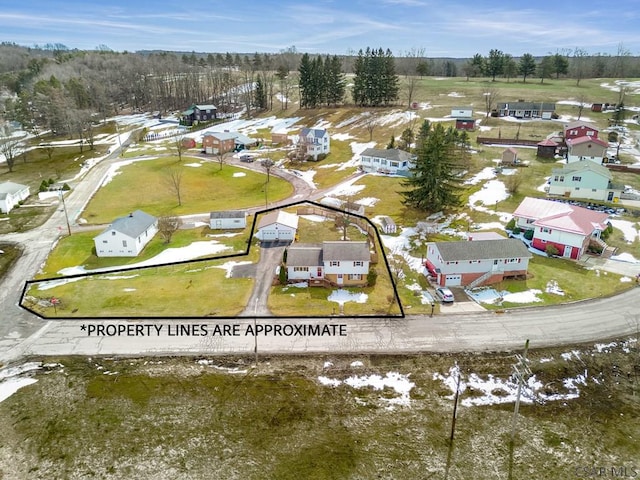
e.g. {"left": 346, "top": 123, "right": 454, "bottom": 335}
{"left": 435, "top": 287, "right": 455, "bottom": 303}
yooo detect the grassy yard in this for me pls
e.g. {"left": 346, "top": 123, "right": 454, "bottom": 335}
{"left": 36, "top": 225, "right": 254, "bottom": 278}
{"left": 0, "top": 242, "right": 22, "bottom": 281}
{"left": 2, "top": 348, "right": 638, "bottom": 479}
{"left": 485, "top": 254, "right": 633, "bottom": 309}
{"left": 81, "top": 156, "right": 294, "bottom": 223}
{"left": 26, "top": 257, "right": 254, "bottom": 318}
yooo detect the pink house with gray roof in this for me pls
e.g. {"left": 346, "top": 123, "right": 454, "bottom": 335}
{"left": 512, "top": 197, "right": 609, "bottom": 259}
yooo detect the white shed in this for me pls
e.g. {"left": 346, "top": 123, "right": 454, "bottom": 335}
{"left": 255, "top": 211, "right": 298, "bottom": 242}
{"left": 451, "top": 107, "right": 473, "bottom": 118}
{"left": 209, "top": 210, "right": 246, "bottom": 229}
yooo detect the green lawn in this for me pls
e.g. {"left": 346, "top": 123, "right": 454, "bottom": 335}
{"left": 37, "top": 225, "right": 254, "bottom": 278}
{"left": 81, "top": 156, "right": 294, "bottom": 223}
{"left": 26, "top": 258, "right": 254, "bottom": 318}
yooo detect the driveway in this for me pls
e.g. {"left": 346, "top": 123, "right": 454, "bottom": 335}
{"left": 238, "top": 242, "right": 287, "bottom": 317}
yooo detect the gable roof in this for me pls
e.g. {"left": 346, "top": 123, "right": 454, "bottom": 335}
{"left": 287, "top": 243, "right": 323, "bottom": 266}
{"left": 566, "top": 136, "right": 608, "bottom": 148}
{"left": 513, "top": 197, "right": 609, "bottom": 236}
{"left": 360, "top": 148, "right": 415, "bottom": 163}
{"left": 101, "top": 210, "right": 157, "bottom": 239}
{"left": 300, "top": 128, "right": 327, "bottom": 138}
{"left": 257, "top": 210, "right": 299, "bottom": 230}
{"left": 503, "top": 147, "right": 518, "bottom": 155}
{"left": 0, "top": 181, "right": 29, "bottom": 199}
{"left": 203, "top": 131, "right": 236, "bottom": 141}
{"left": 322, "top": 241, "right": 369, "bottom": 262}
{"left": 564, "top": 120, "right": 598, "bottom": 132}
{"left": 433, "top": 239, "right": 531, "bottom": 262}
{"left": 194, "top": 104, "right": 216, "bottom": 110}
{"left": 551, "top": 161, "right": 612, "bottom": 179}
{"left": 537, "top": 139, "right": 558, "bottom": 147}
{"left": 210, "top": 210, "right": 245, "bottom": 219}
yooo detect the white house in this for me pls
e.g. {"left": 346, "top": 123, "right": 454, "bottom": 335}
{"left": 426, "top": 239, "right": 531, "bottom": 287}
{"left": 0, "top": 181, "right": 30, "bottom": 213}
{"left": 255, "top": 210, "right": 298, "bottom": 242}
{"left": 546, "top": 161, "right": 623, "bottom": 202}
{"left": 287, "top": 241, "right": 370, "bottom": 286}
{"left": 209, "top": 210, "right": 247, "bottom": 230}
{"left": 360, "top": 148, "right": 416, "bottom": 176}
{"left": 94, "top": 210, "right": 158, "bottom": 257}
{"left": 566, "top": 136, "right": 608, "bottom": 164}
{"left": 512, "top": 197, "right": 609, "bottom": 260}
{"left": 298, "top": 128, "right": 330, "bottom": 160}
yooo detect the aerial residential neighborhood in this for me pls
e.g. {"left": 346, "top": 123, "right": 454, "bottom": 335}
{"left": 0, "top": 1, "right": 640, "bottom": 477}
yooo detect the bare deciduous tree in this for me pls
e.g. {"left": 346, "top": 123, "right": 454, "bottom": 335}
{"left": 157, "top": 215, "right": 182, "bottom": 244}
{"left": 164, "top": 166, "right": 184, "bottom": 206}
{"left": 173, "top": 133, "right": 186, "bottom": 162}
{"left": 0, "top": 126, "right": 23, "bottom": 173}
{"left": 482, "top": 87, "right": 500, "bottom": 118}
{"left": 261, "top": 158, "right": 275, "bottom": 182}
{"left": 363, "top": 113, "right": 378, "bottom": 141}
{"left": 504, "top": 172, "right": 524, "bottom": 194}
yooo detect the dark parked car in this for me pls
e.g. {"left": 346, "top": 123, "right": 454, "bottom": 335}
{"left": 239, "top": 154, "right": 254, "bottom": 163}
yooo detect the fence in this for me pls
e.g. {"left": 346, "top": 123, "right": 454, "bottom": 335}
{"left": 476, "top": 137, "right": 539, "bottom": 146}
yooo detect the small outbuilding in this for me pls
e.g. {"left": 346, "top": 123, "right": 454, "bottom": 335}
{"left": 209, "top": 210, "right": 247, "bottom": 230}
{"left": 455, "top": 118, "right": 475, "bottom": 130}
{"left": 94, "top": 210, "right": 158, "bottom": 257}
{"left": 536, "top": 139, "right": 558, "bottom": 159}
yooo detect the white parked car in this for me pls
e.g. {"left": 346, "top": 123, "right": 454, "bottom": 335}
{"left": 435, "top": 287, "right": 455, "bottom": 303}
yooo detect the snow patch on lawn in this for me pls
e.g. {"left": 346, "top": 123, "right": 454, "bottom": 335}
{"left": 326, "top": 176, "right": 366, "bottom": 197}
{"left": 184, "top": 163, "right": 202, "bottom": 167}
{"left": 328, "top": 289, "right": 368, "bottom": 305}
{"left": 318, "top": 372, "right": 415, "bottom": 407}
{"left": 611, "top": 252, "right": 639, "bottom": 264}
{"left": 468, "top": 180, "right": 509, "bottom": 209}
{"left": 545, "top": 280, "right": 565, "bottom": 296}
{"left": 609, "top": 219, "right": 639, "bottom": 244}
{"left": 300, "top": 214, "right": 328, "bottom": 223}
{"left": 332, "top": 133, "right": 354, "bottom": 141}
{"left": 355, "top": 197, "right": 379, "bottom": 206}
{"left": 337, "top": 141, "right": 377, "bottom": 171}
{"left": 464, "top": 167, "right": 496, "bottom": 185}
{"left": 381, "top": 227, "right": 426, "bottom": 274}
{"left": 620, "top": 276, "right": 633, "bottom": 283}
{"left": 233, "top": 172, "right": 246, "bottom": 177}
{"left": 377, "top": 110, "right": 419, "bottom": 128}
{"left": 213, "top": 260, "right": 253, "bottom": 278}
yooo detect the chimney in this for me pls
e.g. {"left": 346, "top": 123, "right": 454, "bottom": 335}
{"left": 129, "top": 212, "right": 133, "bottom": 217}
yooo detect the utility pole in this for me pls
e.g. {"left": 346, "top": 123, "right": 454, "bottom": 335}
{"left": 59, "top": 190, "right": 71, "bottom": 236}
{"left": 445, "top": 363, "right": 462, "bottom": 480}
{"left": 511, "top": 339, "right": 531, "bottom": 442}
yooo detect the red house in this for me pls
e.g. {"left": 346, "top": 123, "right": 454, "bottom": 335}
{"left": 513, "top": 197, "right": 609, "bottom": 260}
{"left": 455, "top": 118, "right": 475, "bottom": 130}
{"left": 563, "top": 121, "right": 599, "bottom": 141}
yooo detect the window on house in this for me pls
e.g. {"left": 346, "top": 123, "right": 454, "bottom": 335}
{"left": 354, "top": 261, "right": 364, "bottom": 267}
{"left": 348, "top": 274, "right": 362, "bottom": 281}
{"left": 592, "top": 189, "right": 597, "bottom": 192}
{"left": 122, "top": 240, "right": 127, "bottom": 247}
{"left": 112, "top": 231, "right": 116, "bottom": 236}
{"left": 559, "top": 176, "right": 564, "bottom": 182}
{"left": 380, "top": 159, "right": 388, "bottom": 165}
{"left": 541, "top": 227, "right": 551, "bottom": 233}
{"left": 329, "top": 261, "right": 340, "bottom": 267}
{"left": 572, "top": 176, "right": 582, "bottom": 181}
{"left": 526, "top": 219, "right": 534, "bottom": 224}
{"left": 293, "top": 267, "right": 309, "bottom": 272}
{"left": 554, "top": 176, "right": 559, "bottom": 181}
{"left": 102, "top": 240, "right": 107, "bottom": 244}
{"left": 469, "top": 260, "right": 481, "bottom": 264}
{"left": 390, "top": 162, "right": 399, "bottom": 168}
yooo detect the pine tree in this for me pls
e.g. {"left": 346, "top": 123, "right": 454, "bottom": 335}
{"left": 325, "top": 55, "right": 345, "bottom": 106}
{"left": 352, "top": 49, "right": 366, "bottom": 106}
{"left": 518, "top": 53, "right": 537, "bottom": 83}
{"left": 299, "top": 53, "right": 313, "bottom": 108}
{"left": 254, "top": 75, "right": 267, "bottom": 110}
{"left": 401, "top": 122, "right": 464, "bottom": 211}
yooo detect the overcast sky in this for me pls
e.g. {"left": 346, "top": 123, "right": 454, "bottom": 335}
{"left": 2, "top": 0, "right": 639, "bottom": 57}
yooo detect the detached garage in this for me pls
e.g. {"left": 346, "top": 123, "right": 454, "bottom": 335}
{"left": 255, "top": 211, "right": 298, "bottom": 242}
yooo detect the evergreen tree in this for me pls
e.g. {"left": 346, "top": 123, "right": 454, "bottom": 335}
{"left": 537, "top": 56, "right": 554, "bottom": 84}
{"left": 398, "top": 127, "right": 415, "bottom": 151}
{"left": 352, "top": 49, "right": 367, "bottom": 106}
{"left": 552, "top": 53, "right": 569, "bottom": 79}
{"left": 254, "top": 75, "right": 267, "bottom": 110}
{"left": 386, "top": 135, "right": 395, "bottom": 149}
{"left": 485, "top": 49, "right": 505, "bottom": 81}
{"left": 298, "top": 53, "right": 314, "bottom": 108}
{"left": 351, "top": 47, "right": 399, "bottom": 106}
{"left": 325, "top": 55, "right": 345, "bottom": 106}
{"left": 401, "top": 122, "right": 464, "bottom": 211}
{"left": 518, "top": 53, "right": 536, "bottom": 83}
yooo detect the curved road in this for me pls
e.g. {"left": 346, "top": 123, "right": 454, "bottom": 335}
{"left": 1, "top": 136, "right": 639, "bottom": 364}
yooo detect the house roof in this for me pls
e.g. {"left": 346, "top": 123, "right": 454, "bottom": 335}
{"left": 203, "top": 131, "right": 236, "bottom": 141}
{"left": 513, "top": 197, "right": 609, "bottom": 236}
{"left": 194, "top": 104, "right": 217, "bottom": 110}
{"left": 210, "top": 210, "right": 245, "bottom": 219}
{"left": 360, "top": 148, "right": 415, "bottom": 163}
{"left": 0, "top": 181, "right": 29, "bottom": 199}
{"left": 537, "top": 139, "right": 558, "bottom": 147}
{"left": 468, "top": 231, "right": 506, "bottom": 241}
{"left": 322, "top": 241, "right": 370, "bottom": 262}
{"left": 287, "top": 243, "right": 323, "bottom": 266}
{"left": 257, "top": 210, "right": 299, "bottom": 230}
{"left": 564, "top": 121, "right": 598, "bottom": 132}
{"left": 100, "top": 210, "right": 157, "bottom": 239}
{"left": 233, "top": 133, "right": 257, "bottom": 145}
{"left": 498, "top": 102, "right": 556, "bottom": 110}
{"left": 503, "top": 147, "right": 518, "bottom": 155}
{"left": 551, "top": 161, "right": 612, "bottom": 179}
{"left": 300, "top": 128, "right": 327, "bottom": 138}
{"left": 566, "top": 136, "right": 608, "bottom": 148}
{"left": 433, "top": 239, "right": 531, "bottom": 262}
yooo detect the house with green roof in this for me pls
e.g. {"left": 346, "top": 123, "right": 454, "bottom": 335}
{"left": 181, "top": 104, "right": 217, "bottom": 126}
{"left": 546, "top": 161, "right": 623, "bottom": 202}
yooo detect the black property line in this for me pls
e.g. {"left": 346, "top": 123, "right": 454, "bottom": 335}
{"left": 21, "top": 199, "right": 406, "bottom": 320}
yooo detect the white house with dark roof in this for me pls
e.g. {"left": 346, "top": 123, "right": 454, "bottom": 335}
{"left": 287, "top": 241, "right": 370, "bottom": 286}
{"left": 546, "top": 161, "right": 623, "bottom": 202}
{"left": 94, "top": 210, "right": 158, "bottom": 257}
{"left": 0, "top": 181, "right": 30, "bottom": 213}
{"left": 209, "top": 210, "right": 246, "bottom": 230}
{"left": 298, "top": 128, "right": 330, "bottom": 160}
{"left": 360, "top": 148, "right": 416, "bottom": 176}
{"left": 425, "top": 239, "right": 532, "bottom": 287}
{"left": 512, "top": 197, "right": 609, "bottom": 259}
{"left": 255, "top": 211, "right": 298, "bottom": 242}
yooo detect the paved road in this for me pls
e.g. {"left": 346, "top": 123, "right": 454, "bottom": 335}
{"left": 2, "top": 132, "right": 640, "bottom": 364}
